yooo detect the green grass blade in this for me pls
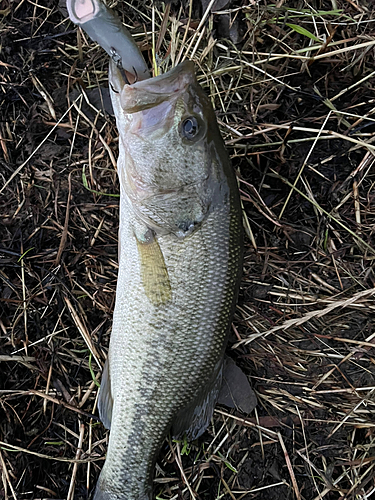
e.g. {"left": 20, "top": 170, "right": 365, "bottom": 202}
{"left": 286, "top": 23, "right": 320, "bottom": 41}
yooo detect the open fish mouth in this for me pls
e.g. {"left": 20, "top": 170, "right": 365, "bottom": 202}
{"left": 109, "top": 60, "right": 197, "bottom": 112}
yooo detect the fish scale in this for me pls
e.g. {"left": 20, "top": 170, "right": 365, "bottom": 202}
{"left": 94, "top": 61, "right": 243, "bottom": 500}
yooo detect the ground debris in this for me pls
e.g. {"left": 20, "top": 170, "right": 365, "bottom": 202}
{"left": 1, "top": 1, "right": 375, "bottom": 499}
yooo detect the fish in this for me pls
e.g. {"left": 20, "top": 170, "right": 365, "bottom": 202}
{"left": 65, "top": 1, "right": 244, "bottom": 497}
{"left": 93, "top": 60, "right": 244, "bottom": 500}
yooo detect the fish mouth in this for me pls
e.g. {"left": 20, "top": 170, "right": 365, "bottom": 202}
{"left": 109, "top": 60, "right": 197, "bottom": 113}
{"left": 110, "top": 60, "right": 199, "bottom": 135}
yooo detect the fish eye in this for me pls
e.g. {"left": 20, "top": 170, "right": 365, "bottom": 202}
{"left": 181, "top": 117, "right": 199, "bottom": 141}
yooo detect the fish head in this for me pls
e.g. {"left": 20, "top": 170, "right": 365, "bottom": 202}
{"left": 110, "top": 60, "right": 229, "bottom": 238}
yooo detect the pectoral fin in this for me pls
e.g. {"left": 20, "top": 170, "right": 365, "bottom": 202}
{"left": 135, "top": 228, "right": 172, "bottom": 306}
{"left": 98, "top": 358, "right": 113, "bottom": 430}
{"left": 218, "top": 357, "right": 257, "bottom": 414}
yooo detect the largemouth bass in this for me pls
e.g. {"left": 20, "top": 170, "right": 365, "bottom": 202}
{"left": 94, "top": 59, "right": 243, "bottom": 499}
{"left": 65, "top": 2, "right": 244, "bottom": 498}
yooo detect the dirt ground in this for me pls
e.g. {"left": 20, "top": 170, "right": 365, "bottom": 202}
{"left": 1, "top": 1, "right": 375, "bottom": 499}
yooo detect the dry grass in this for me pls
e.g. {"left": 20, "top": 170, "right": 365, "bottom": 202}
{"left": 1, "top": 0, "right": 375, "bottom": 499}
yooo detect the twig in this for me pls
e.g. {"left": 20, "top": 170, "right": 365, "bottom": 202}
{"left": 278, "top": 432, "right": 301, "bottom": 500}
{"left": 29, "top": 389, "right": 99, "bottom": 420}
{"left": 234, "top": 288, "right": 375, "bottom": 346}
{"left": 67, "top": 422, "right": 85, "bottom": 500}
{"left": 64, "top": 296, "right": 103, "bottom": 366}
{"left": 0, "top": 440, "right": 102, "bottom": 463}
{"left": 0, "top": 449, "right": 17, "bottom": 500}
{"left": 55, "top": 172, "right": 72, "bottom": 266}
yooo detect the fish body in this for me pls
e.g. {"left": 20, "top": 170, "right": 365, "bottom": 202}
{"left": 94, "top": 61, "right": 243, "bottom": 500}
